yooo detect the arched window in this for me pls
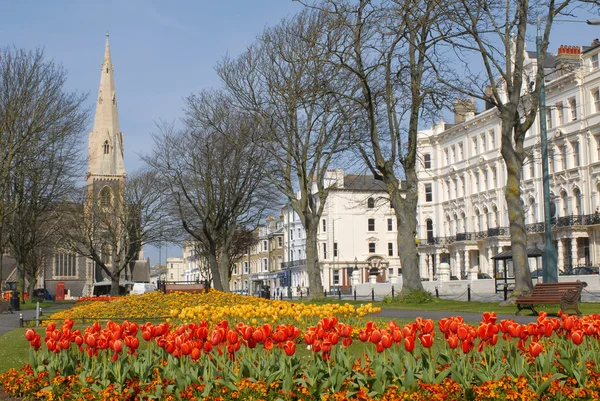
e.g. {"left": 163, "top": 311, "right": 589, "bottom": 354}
{"left": 492, "top": 205, "right": 499, "bottom": 226}
{"left": 561, "top": 191, "right": 568, "bottom": 216}
{"left": 529, "top": 197, "right": 536, "bottom": 223}
{"left": 573, "top": 188, "right": 582, "bottom": 215}
{"left": 426, "top": 219, "right": 434, "bottom": 243}
{"left": 483, "top": 207, "right": 489, "bottom": 229}
{"left": 99, "top": 186, "right": 112, "bottom": 207}
{"left": 367, "top": 197, "right": 375, "bottom": 208}
{"left": 101, "top": 244, "right": 111, "bottom": 264}
{"left": 474, "top": 208, "right": 480, "bottom": 232}
{"left": 103, "top": 140, "right": 110, "bottom": 155}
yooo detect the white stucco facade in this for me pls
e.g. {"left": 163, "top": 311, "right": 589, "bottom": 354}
{"left": 416, "top": 40, "right": 600, "bottom": 281}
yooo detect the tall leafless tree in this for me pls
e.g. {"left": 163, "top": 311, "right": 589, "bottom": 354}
{"left": 299, "top": 0, "right": 456, "bottom": 294}
{"left": 0, "top": 47, "right": 88, "bottom": 301}
{"left": 217, "top": 9, "right": 352, "bottom": 298}
{"left": 147, "top": 93, "right": 274, "bottom": 291}
{"left": 434, "top": 0, "right": 599, "bottom": 297}
{"left": 65, "top": 170, "right": 168, "bottom": 295}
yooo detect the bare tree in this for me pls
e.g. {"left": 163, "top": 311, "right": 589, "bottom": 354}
{"left": 217, "top": 9, "right": 351, "bottom": 298}
{"left": 65, "top": 170, "right": 168, "bottom": 295}
{"left": 147, "top": 93, "right": 273, "bottom": 291}
{"left": 0, "top": 47, "right": 88, "bottom": 301}
{"left": 434, "top": 0, "right": 599, "bottom": 297}
{"left": 299, "top": 0, "right": 456, "bottom": 294}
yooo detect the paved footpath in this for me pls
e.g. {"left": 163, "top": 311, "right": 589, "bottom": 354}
{"left": 0, "top": 303, "right": 74, "bottom": 337}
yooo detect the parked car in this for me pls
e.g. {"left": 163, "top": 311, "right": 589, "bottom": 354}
{"left": 569, "top": 267, "right": 599, "bottom": 275}
{"left": 32, "top": 288, "right": 53, "bottom": 301}
{"left": 131, "top": 282, "right": 157, "bottom": 295}
{"left": 530, "top": 269, "right": 544, "bottom": 278}
{"left": 477, "top": 273, "right": 493, "bottom": 279}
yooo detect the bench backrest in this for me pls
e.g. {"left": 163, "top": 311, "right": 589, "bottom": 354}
{"left": 531, "top": 282, "right": 585, "bottom": 298}
{"left": 165, "top": 284, "right": 205, "bottom": 294}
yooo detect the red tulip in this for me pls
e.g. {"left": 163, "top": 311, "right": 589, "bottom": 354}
{"left": 529, "top": 341, "right": 543, "bottom": 357}
{"left": 304, "top": 331, "right": 315, "bottom": 345}
{"left": 419, "top": 333, "right": 434, "bottom": 348}
{"left": 482, "top": 312, "right": 497, "bottom": 324}
{"left": 461, "top": 339, "right": 473, "bottom": 353}
{"left": 227, "top": 330, "right": 239, "bottom": 345}
{"left": 113, "top": 339, "right": 123, "bottom": 353}
{"left": 283, "top": 341, "right": 296, "bottom": 356}
{"left": 252, "top": 329, "right": 265, "bottom": 343}
{"left": 572, "top": 330, "right": 584, "bottom": 345}
{"left": 342, "top": 337, "right": 352, "bottom": 347}
{"left": 191, "top": 347, "right": 201, "bottom": 360}
{"left": 370, "top": 330, "right": 382, "bottom": 344}
{"left": 381, "top": 334, "right": 392, "bottom": 349}
{"left": 422, "top": 320, "right": 434, "bottom": 334}
{"left": 404, "top": 336, "right": 415, "bottom": 352}
{"left": 448, "top": 335, "right": 459, "bottom": 349}
{"left": 25, "top": 329, "right": 36, "bottom": 342}
{"left": 264, "top": 338, "right": 274, "bottom": 350}
{"left": 181, "top": 342, "right": 192, "bottom": 355}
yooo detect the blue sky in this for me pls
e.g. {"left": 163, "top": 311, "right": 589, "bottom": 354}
{"left": 2, "top": 1, "right": 599, "bottom": 265}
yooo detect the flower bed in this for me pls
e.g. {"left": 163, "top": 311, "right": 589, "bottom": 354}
{"left": 3, "top": 311, "right": 600, "bottom": 400}
{"left": 51, "top": 290, "right": 380, "bottom": 323}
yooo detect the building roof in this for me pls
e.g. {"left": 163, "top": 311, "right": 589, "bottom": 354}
{"left": 130, "top": 259, "right": 151, "bottom": 282}
{"left": 491, "top": 247, "right": 544, "bottom": 260}
{"left": 0, "top": 255, "right": 16, "bottom": 281}
{"left": 341, "top": 174, "right": 388, "bottom": 191}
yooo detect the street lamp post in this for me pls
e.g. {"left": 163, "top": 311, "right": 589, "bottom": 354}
{"left": 536, "top": 18, "right": 558, "bottom": 283}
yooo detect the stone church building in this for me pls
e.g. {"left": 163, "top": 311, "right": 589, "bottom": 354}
{"left": 41, "top": 36, "right": 149, "bottom": 298}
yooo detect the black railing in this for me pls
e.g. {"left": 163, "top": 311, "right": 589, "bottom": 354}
{"left": 419, "top": 213, "right": 600, "bottom": 248}
{"left": 281, "top": 259, "right": 307, "bottom": 269}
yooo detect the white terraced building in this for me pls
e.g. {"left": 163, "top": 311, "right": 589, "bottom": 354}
{"left": 416, "top": 39, "right": 600, "bottom": 281}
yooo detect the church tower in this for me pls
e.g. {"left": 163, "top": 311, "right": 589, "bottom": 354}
{"left": 87, "top": 33, "right": 126, "bottom": 193}
{"left": 86, "top": 34, "right": 126, "bottom": 283}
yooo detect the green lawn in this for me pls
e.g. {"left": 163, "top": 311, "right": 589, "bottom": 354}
{"left": 0, "top": 328, "right": 30, "bottom": 373}
{"left": 18, "top": 300, "right": 76, "bottom": 310}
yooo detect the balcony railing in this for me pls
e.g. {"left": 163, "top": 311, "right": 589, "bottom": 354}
{"left": 419, "top": 212, "right": 600, "bottom": 247}
{"left": 281, "top": 259, "right": 307, "bottom": 269}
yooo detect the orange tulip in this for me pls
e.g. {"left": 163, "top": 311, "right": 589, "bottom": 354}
{"left": 529, "top": 341, "right": 543, "bottom": 357}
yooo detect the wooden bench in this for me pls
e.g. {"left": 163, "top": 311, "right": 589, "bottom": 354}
{"left": 164, "top": 284, "right": 206, "bottom": 294}
{"left": 515, "top": 281, "right": 587, "bottom": 316}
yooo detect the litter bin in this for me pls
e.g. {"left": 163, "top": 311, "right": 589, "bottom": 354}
{"left": 10, "top": 291, "right": 20, "bottom": 311}
{"left": 260, "top": 286, "right": 271, "bottom": 300}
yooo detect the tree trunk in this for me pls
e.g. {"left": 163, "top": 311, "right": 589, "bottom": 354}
{"left": 110, "top": 275, "right": 120, "bottom": 296}
{"left": 502, "top": 124, "right": 533, "bottom": 298}
{"left": 388, "top": 168, "right": 424, "bottom": 295}
{"left": 304, "top": 217, "right": 323, "bottom": 299}
{"left": 218, "top": 249, "right": 230, "bottom": 292}
{"left": 208, "top": 243, "right": 223, "bottom": 291}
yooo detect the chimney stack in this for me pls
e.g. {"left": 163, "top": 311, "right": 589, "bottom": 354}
{"left": 454, "top": 97, "right": 477, "bottom": 124}
{"left": 553, "top": 45, "right": 582, "bottom": 74}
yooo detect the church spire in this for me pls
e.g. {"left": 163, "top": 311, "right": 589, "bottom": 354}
{"left": 87, "top": 33, "right": 125, "bottom": 179}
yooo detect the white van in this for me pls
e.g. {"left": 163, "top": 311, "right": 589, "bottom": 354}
{"left": 131, "top": 283, "right": 157, "bottom": 295}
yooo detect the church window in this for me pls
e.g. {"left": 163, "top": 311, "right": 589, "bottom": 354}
{"left": 100, "top": 187, "right": 112, "bottom": 207}
{"left": 101, "top": 244, "right": 112, "bottom": 265}
{"left": 54, "top": 253, "right": 77, "bottom": 277}
{"left": 103, "top": 140, "right": 110, "bottom": 155}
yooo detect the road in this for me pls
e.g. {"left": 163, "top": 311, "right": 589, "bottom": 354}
{"left": 0, "top": 303, "right": 74, "bottom": 336}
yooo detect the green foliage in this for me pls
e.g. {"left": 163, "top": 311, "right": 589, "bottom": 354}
{"left": 398, "top": 290, "right": 435, "bottom": 304}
